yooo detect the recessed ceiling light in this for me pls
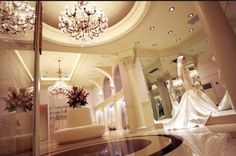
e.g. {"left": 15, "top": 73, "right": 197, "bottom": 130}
{"left": 176, "top": 38, "right": 181, "bottom": 42}
{"left": 188, "top": 13, "right": 194, "bottom": 18}
{"left": 189, "top": 28, "right": 194, "bottom": 32}
{"left": 135, "top": 41, "right": 140, "bottom": 45}
{"left": 169, "top": 7, "right": 175, "bottom": 12}
{"left": 168, "top": 30, "right": 173, "bottom": 34}
{"left": 150, "top": 26, "right": 155, "bottom": 31}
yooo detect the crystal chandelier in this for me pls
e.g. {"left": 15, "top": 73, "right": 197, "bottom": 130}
{"left": 48, "top": 60, "right": 71, "bottom": 97}
{"left": 0, "top": 1, "right": 35, "bottom": 35}
{"left": 58, "top": 1, "right": 108, "bottom": 42}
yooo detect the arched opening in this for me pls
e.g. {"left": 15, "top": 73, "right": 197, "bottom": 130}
{"left": 103, "top": 77, "right": 112, "bottom": 100}
{"left": 113, "top": 65, "right": 122, "bottom": 93}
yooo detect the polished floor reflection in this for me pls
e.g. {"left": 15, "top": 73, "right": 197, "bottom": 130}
{"left": 40, "top": 124, "right": 236, "bottom": 156}
{"left": 144, "top": 124, "right": 236, "bottom": 156}
{"left": 41, "top": 135, "right": 182, "bottom": 156}
{"left": 54, "top": 139, "right": 152, "bottom": 156}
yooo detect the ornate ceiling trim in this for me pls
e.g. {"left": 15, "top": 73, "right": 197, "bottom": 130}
{"left": 42, "top": 2, "right": 150, "bottom": 47}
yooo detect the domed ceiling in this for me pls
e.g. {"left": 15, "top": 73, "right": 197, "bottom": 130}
{"left": 42, "top": 1, "right": 135, "bottom": 29}
{"left": 42, "top": 1, "right": 148, "bottom": 47}
{"left": 5, "top": 1, "right": 236, "bottom": 89}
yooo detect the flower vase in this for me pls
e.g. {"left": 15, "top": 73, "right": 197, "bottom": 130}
{"left": 67, "top": 106, "right": 92, "bottom": 127}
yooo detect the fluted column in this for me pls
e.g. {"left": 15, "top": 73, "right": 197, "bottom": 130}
{"left": 120, "top": 55, "right": 146, "bottom": 130}
{"left": 195, "top": 1, "right": 236, "bottom": 108}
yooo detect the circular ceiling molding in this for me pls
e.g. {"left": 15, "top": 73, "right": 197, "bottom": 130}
{"left": 42, "top": 1, "right": 135, "bottom": 29}
{"left": 42, "top": 2, "right": 150, "bottom": 47}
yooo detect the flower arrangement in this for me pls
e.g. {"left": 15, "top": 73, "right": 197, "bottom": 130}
{"left": 67, "top": 86, "right": 89, "bottom": 108}
{"left": 193, "top": 81, "right": 201, "bottom": 90}
{"left": 1, "top": 87, "right": 33, "bottom": 112}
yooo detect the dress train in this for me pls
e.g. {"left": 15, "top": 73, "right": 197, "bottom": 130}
{"left": 218, "top": 91, "right": 234, "bottom": 111}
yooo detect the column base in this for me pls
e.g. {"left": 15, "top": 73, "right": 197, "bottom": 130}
{"left": 129, "top": 125, "right": 152, "bottom": 133}
{"left": 137, "top": 126, "right": 148, "bottom": 130}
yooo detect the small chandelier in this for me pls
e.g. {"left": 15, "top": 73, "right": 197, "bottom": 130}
{"left": 58, "top": 1, "right": 108, "bottom": 42}
{"left": 0, "top": 1, "right": 35, "bottom": 35}
{"left": 48, "top": 60, "right": 71, "bottom": 97}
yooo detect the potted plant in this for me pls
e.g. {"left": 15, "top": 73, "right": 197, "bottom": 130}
{"left": 1, "top": 87, "right": 33, "bottom": 113}
{"left": 66, "top": 86, "right": 91, "bottom": 127}
{"left": 67, "top": 86, "right": 89, "bottom": 108}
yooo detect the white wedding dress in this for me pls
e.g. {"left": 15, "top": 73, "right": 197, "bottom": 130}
{"left": 218, "top": 91, "right": 234, "bottom": 111}
{"left": 173, "top": 127, "right": 228, "bottom": 156}
{"left": 164, "top": 58, "right": 218, "bottom": 130}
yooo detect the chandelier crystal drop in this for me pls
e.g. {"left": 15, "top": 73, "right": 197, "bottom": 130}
{"left": 58, "top": 1, "right": 108, "bottom": 42}
{"left": 0, "top": 1, "right": 35, "bottom": 35}
{"left": 48, "top": 60, "right": 72, "bottom": 98}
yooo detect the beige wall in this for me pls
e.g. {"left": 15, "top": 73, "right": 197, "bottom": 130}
{"left": 197, "top": 61, "right": 225, "bottom": 103}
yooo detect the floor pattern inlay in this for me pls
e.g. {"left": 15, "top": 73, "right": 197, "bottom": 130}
{"left": 46, "top": 135, "right": 183, "bottom": 156}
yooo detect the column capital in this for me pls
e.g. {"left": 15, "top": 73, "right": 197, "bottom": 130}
{"left": 120, "top": 55, "right": 136, "bottom": 70}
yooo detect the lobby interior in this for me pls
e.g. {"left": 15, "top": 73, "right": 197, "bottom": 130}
{"left": 0, "top": 1, "right": 236, "bottom": 156}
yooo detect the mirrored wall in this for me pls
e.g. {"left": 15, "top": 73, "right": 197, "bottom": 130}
{"left": 140, "top": 37, "right": 235, "bottom": 122}
{"left": 0, "top": 1, "right": 40, "bottom": 155}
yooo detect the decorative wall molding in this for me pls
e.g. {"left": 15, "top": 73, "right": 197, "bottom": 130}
{"left": 42, "top": 2, "right": 150, "bottom": 47}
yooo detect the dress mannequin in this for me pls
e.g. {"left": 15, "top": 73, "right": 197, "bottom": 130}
{"left": 164, "top": 56, "right": 218, "bottom": 130}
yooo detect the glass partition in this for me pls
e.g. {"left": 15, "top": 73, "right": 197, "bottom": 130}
{"left": 140, "top": 36, "right": 235, "bottom": 122}
{"left": 140, "top": 56, "right": 167, "bottom": 121}
{"left": 0, "top": 1, "right": 41, "bottom": 155}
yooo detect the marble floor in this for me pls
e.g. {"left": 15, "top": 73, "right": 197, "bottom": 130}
{"left": 40, "top": 123, "right": 236, "bottom": 156}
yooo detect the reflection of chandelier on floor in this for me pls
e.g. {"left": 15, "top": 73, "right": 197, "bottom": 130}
{"left": 0, "top": 1, "right": 35, "bottom": 34}
{"left": 48, "top": 60, "right": 72, "bottom": 97}
{"left": 58, "top": 1, "right": 108, "bottom": 42}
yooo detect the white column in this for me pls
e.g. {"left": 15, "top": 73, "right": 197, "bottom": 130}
{"left": 102, "top": 107, "right": 108, "bottom": 132}
{"left": 120, "top": 55, "right": 146, "bottom": 129}
{"left": 195, "top": 1, "right": 236, "bottom": 108}
{"left": 114, "top": 102, "right": 122, "bottom": 131}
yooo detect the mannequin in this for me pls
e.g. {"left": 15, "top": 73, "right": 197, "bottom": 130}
{"left": 164, "top": 56, "right": 218, "bottom": 130}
